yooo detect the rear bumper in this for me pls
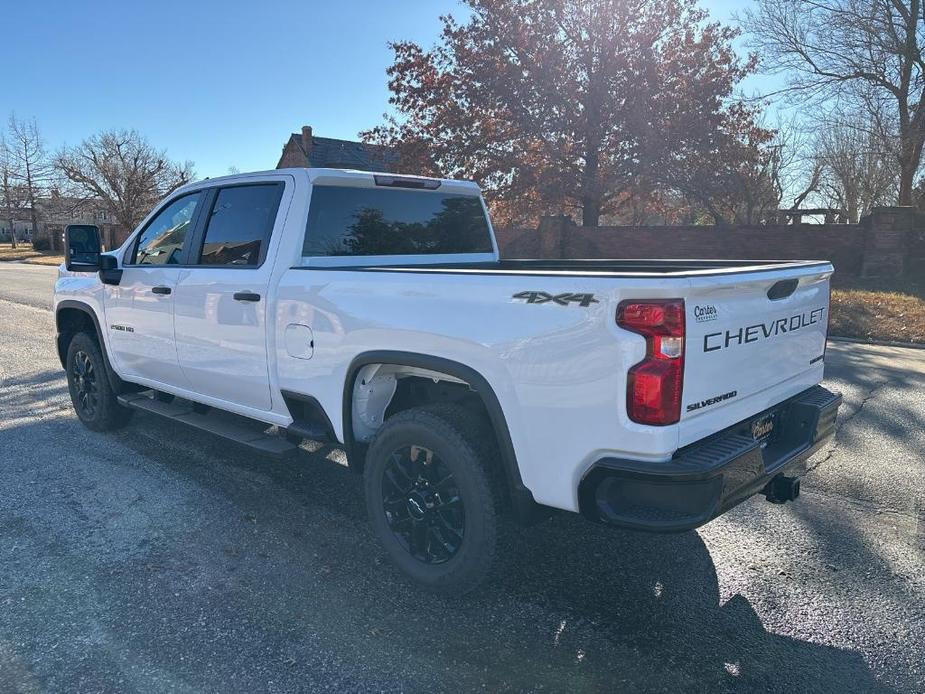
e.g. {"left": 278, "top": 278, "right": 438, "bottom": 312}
{"left": 578, "top": 385, "right": 842, "bottom": 532}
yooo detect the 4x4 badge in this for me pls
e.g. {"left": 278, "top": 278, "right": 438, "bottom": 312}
{"left": 513, "top": 291, "right": 599, "bottom": 307}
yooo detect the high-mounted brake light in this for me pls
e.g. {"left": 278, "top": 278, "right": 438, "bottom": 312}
{"left": 373, "top": 175, "right": 441, "bottom": 190}
{"left": 617, "top": 299, "right": 685, "bottom": 426}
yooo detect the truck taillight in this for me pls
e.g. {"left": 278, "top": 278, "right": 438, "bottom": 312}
{"left": 617, "top": 299, "right": 685, "bottom": 426}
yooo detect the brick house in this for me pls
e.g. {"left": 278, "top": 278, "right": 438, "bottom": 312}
{"left": 0, "top": 216, "right": 32, "bottom": 244}
{"left": 276, "top": 125, "right": 398, "bottom": 172}
{"left": 33, "top": 195, "right": 125, "bottom": 250}
{"left": 1, "top": 195, "right": 123, "bottom": 250}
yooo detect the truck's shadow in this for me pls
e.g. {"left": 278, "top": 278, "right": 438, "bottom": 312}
{"left": 0, "top": 365, "right": 904, "bottom": 692}
{"left": 90, "top": 413, "right": 893, "bottom": 693}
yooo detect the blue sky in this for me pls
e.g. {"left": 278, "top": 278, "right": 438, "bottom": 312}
{"left": 2, "top": 0, "right": 773, "bottom": 179}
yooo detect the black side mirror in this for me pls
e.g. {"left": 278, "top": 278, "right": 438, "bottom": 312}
{"left": 99, "top": 254, "right": 123, "bottom": 286}
{"left": 65, "top": 224, "right": 102, "bottom": 271}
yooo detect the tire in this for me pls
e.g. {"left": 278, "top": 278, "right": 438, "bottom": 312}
{"left": 65, "top": 331, "right": 133, "bottom": 432}
{"left": 364, "top": 404, "right": 501, "bottom": 595}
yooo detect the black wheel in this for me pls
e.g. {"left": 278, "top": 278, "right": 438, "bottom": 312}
{"left": 66, "top": 332, "right": 133, "bottom": 432}
{"left": 364, "top": 404, "right": 501, "bottom": 595}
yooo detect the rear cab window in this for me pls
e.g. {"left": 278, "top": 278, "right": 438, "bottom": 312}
{"left": 302, "top": 185, "right": 494, "bottom": 261}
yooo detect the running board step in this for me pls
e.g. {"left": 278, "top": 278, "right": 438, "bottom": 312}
{"left": 285, "top": 421, "right": 331, "bottom": 442}
{"left": 118, "top": 391, "right": 298, "bottom": 459}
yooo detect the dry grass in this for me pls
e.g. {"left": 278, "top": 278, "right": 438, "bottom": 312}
{"left": 0, "top": 244, "right": 64, "bottom": 266}
{"left": 22, "top": 254, "right": 66, "bottom": 266}
{"left": 831, "top": 279, "right": 925, "bottom": 345}
{"left": 0, "top": 245, "right": 46, "bottom": 261}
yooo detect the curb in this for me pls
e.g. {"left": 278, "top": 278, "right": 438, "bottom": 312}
{"left": 828, "top": 336, "right": 925, "bottom": 351}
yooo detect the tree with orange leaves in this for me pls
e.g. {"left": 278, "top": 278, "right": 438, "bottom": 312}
{"left": 365, "top": 0, "right": 771, "bottom": 227}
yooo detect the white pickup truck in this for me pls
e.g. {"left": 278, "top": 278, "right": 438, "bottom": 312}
{"left": 55, "top": 168, "right": 842, "bottom": 594}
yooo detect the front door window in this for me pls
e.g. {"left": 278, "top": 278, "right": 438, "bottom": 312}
{"left": 131, "top": 193, "right": 201, "bottom": 265}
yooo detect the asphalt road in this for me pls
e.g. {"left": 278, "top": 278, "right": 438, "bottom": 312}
{"left": 1, "top": 263, "right": 923, "bottom": 693}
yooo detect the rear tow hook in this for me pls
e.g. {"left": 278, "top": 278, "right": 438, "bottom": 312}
{"left": 763, "top": 475, "right": 801, "bottom": 504}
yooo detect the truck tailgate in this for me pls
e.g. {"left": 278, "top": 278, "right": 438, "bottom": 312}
{"left": 680, "top": 264, "right": 833, "bottom": 446}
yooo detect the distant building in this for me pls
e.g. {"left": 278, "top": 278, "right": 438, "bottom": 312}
{"left": 0, "top": 216, "right": 32, "bottom": 243}
{"left": 30, "top": 195, "right": 124, "bottom": 250}
{"left": 276, "top": 125, "right": 398, "bottom": 172}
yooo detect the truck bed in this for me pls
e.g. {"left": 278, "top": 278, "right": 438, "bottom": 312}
{"left": 299, "top": 258, "right": 830, "bottom": 277}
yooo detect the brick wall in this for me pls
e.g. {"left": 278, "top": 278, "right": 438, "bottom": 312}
{"left": 909, "top": 222, "right": 925, "bottom": 277}
{"left": 494, "top": 207, "right": 922, "bottom": 278}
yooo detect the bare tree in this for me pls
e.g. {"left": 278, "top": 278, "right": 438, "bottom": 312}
{"left": 55, "top": 129, "right": 194, "bottom": 231}
{"left": 661, "top": 117, "right": 824, "bottom": 225}
{"left": 742, "top": 0, "right": 925, "bottom": 204}
{"left": 0, "top": 135, "right": 28, "bottom": 248}
{"left": 814, "top": 119, "right": 898, "bottom": 221}
{"left": 6, "top": 115, "right": 54, "bottom": 247}
{"left": 765, "top": 118, "right": 826, "bottom": 215}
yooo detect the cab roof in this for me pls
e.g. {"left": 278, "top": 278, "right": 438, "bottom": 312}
{"left": 178, "top": 167, "right": 482, "bottom": 197}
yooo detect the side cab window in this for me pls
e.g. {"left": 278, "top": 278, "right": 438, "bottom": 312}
{"left": 129, "top": 192, "right": 203, "bottom": 265}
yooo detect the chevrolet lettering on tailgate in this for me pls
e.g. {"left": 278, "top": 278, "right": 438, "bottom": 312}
{"left": 703, "top": 307, "right": 826, "bottom": 353}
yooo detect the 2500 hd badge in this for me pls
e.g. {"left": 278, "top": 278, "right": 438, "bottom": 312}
{"left": 703, "top": 307, "right": 826, "bottom": 353}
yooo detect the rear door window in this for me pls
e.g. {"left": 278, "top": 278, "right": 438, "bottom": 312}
{"left": 303, "top": 185, "right": 493, "bottom": 257}
{"left": 197, "top": 183, "right": 284, "bottom": 266}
